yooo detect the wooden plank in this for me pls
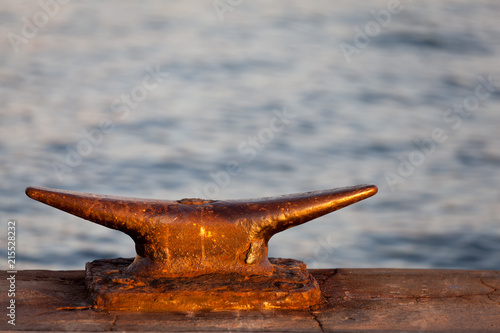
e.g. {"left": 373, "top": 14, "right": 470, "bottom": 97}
{"left": 1, "top": 268, "right": 499, "bottom": 331}
{"left": 312, "top": 269, "right": 500, "bottom": 332}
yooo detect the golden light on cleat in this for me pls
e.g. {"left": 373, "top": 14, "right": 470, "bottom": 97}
{"left": 26, "top": 184, "right": 377, "bottom": 311}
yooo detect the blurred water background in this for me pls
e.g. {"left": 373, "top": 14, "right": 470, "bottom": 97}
{"left": 1, "top": 0, "right": 499, "bottom": 271}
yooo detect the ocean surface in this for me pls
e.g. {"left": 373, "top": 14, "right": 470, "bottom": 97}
{"left": 1, "top": 0, "right": 499, "bottom": 271}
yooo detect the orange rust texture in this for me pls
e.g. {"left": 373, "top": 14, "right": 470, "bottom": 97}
{"left": 25, "top": 185, "right": 377, "bottom": 278}
{"left": 85, "top": 257, "right": 321, "bottom": 311}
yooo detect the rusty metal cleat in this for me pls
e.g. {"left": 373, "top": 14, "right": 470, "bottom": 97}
{"left": 26, "top": 184, "right": 377, "bottom": 311}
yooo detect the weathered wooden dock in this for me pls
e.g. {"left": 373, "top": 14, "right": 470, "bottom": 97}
{"left": 1, "top": 268, "right": 499, "bottom": 332}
